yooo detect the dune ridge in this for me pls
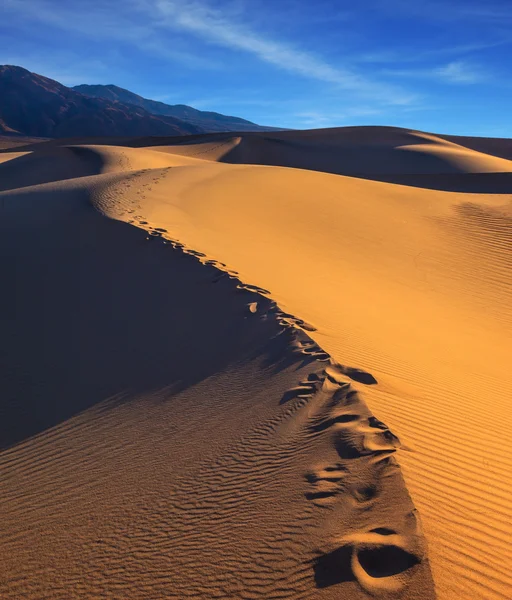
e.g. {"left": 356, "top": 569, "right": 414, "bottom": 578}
{"left": 1, "top": 127, "right": 510, "bottom": 599}
{"left": 0, "top": 153, "right": 434, "bottom": 599}
{"left": 133, "top": 163, "right": 509, "bottom": 600}
{"left": 83, "top": 136, "right": 511, "bottom": 600}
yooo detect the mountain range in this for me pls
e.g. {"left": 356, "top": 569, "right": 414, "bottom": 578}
{"left": 0, "top": 65, "right": 276, "bottom": 138}
{"left": 72, "top": 84, "right": 273, "bottom": 133}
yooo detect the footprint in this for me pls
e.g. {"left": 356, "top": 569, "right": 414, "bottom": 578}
{"left": 298, "top": 342, "right": 329, "bottom": 361}
{"left": 306, "top": 464, "right": 348, "bottom": 484}
{"left": 238, "top": 283, "right": 270, "bottom": 295}
{"left": 363, "top": 429, "right": 401, "bottom": 453}
{"left": 278, "top": 313, "right": 317, "bottom": 332}
{"left": 280, "top": 382, "right": 318, "bottom": 404}
{"left": 315, "top": 530, "right": 422, "bottom": 595}
{"left": 349, "top": 531, "right": 421, "bottom": 595}
{"left": 305, "top": 488, "right": 338, "bottom": 505}
{"left": 311, "top": 411, "right": 362, "bottom": 434}
{"left": 331, "top": 413, "right": 362, "bottom": 427}
{"left": 350, "top": 483, "right": 379, "bottom": 505}
{"left": 305, "top": 464, "right": 348, "bottom": 506}
{"left": 340, "top": 366, "right": 378, "bottom": 385}
{"left": 298, "top": 342, "right": 318, "bottom": 355}
{"left": 368, "top": 416, "right": 389, "bottom": 430}
{"left": 361, "top": 418, "right": 401, "bottom": 453}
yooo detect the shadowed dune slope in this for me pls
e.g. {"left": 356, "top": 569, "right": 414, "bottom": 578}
{"left": 0, "top": 147, "right": 105, "bottom": 192}
{"left": 93, "top": 154, "right": 511, "bottom": 600}
{"left": 0, "top": 170, "right": 434, "bottom": 598}
{"left": 0, "top": 135, "right": 48, "bottom": 149}
{"left": 219, "top": 128, "right": 512, "bottom": 175}
{"left": 5, "top": 125, "right": 512, "bottom": 192}
{"left": 137, "top": 126, "right": 512, "bottom": 192}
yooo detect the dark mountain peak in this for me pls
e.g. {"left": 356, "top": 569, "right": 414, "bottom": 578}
{"left": 72, "top": 83, "right": 278, "bottom": 132}
{"left": 0, "top": 65, "right": 279, "bottom": 138}
{"left": 0, "top": 65, "right": 202, "bottom": 138}
{"left": 0, "top": 64, "right": 31, "bottom": 74}
{"left": 1, "top": 65, "right": 80, "bottom": 102}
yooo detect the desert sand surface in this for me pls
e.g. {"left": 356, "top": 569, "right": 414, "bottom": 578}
{"left": 0, "top": 126, "right": 510, "bottom": 600}
{"left": 0, "top": 135, "right": 48, "bottom": 150}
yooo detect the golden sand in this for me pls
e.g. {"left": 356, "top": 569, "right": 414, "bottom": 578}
{"left": 1, "top": 127, "right": 510, "bottom": 599}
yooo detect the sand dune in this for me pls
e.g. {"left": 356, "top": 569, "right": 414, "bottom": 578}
{"left": 5, "top": 125, "right": 512, "bottom": 190}
{"left": 220, "top": 128, "right": 512, "bottom": 175}
{"left": 125, "top": 161, "right": 510, "bottom": 597}
{"left": 443, "top": 133, "right": 512, "bottom": 161}
{"left": 0, "top": 144, "right": 205, "bottom": 192}
{"left": 0, "top": 134, "right": 48, "bottom": 150}
{"left": 1, "top": 127, "right": 510, "bottom": 599}
{"left": 129, "top": 126, "right": 512, "bottom": 182}
{"left": 0, "top": 173, "right": 433, "bottom": 600}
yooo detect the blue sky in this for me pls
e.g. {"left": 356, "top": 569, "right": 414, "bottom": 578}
{"left": 1, "top": 0, "right": 511, "bottom": 135}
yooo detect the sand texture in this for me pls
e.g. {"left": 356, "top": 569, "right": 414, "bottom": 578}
{"left": 1, "top": 126, "right": 510, "bottom": 600}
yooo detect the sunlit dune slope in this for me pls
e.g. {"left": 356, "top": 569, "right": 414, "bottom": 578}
{"left": 92, "top": 145, "right": 511, "bottom": 600}
{"left": 0, "top": 161, "right": 435, "bottom": 598}
{"left": 443, "top": 133, "right": 512, "bottom": 161}
{"left": 0, "top": 128, "right": 510, "bottom": 600}
{"left": 0, "top": 144, "right": 205, "bottom": 192}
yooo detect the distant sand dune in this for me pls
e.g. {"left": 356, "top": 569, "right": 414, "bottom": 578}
{"left": 11, "top": 125, "right": 507, "bottom": 192}
{"left": 219, "top": 128, "right": 512, "bottom": 175}
{"left": 0, "top": 134, "right": 49, "bottom": 150}
{"left": 5, "top": 125, "right": 511, "bottom": 190}
{"left": 0, "top": 144, "right": 206, "bottom": 192}
{"left": 1, "top": 126, "right": 510, "bottom": 599}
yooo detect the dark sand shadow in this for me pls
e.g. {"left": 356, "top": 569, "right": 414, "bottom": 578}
{"left": 0, "top": 185, "right": 288, "bottom": 448}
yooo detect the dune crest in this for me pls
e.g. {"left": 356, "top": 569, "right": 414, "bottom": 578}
{"left": 0, "top": 157, "right": 434, "bottom": 598}
{"left": 1, "top": 127, "right": 510, "bottom": 599}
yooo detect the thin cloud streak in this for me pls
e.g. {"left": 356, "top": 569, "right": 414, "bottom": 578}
{"left": 2, "top": 0, "right": 417, "bottom": 105}
{"left": 435, "top": 61, "right": 485, "bottom": 84}
{"left": 383, "top": 61, "right": 487, "bottom": 85}
{"left": 295, "top": 107, "right": 384, "bottom": 128}
{"left": 376, "top": 0, "right": 512, "bottom": 23}
{"left": 353, "top": 38, "right": 512, "bottom": 65}
{"left": 148, "top": 0, "right": 417, "bottom": 105}
{"left": 1, "top": 0, "right": 218, "bottom": 70}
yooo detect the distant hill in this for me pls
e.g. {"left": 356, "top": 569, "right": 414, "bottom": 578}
{"left": 73, "top": 84, "right": 276, "bottom": 133}
{"left": 0, "top": 66, "right": 268, "bottom": 139}
{"left": 0, "top": 65, "right": 277, "bottom": 139}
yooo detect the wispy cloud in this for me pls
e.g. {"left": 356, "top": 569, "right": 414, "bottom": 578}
{"left": 0, "top": 0, "right": 218, "bottom": 70}
{"left": 434, "top": 61, "right": 485, "bottom": 84}
{"left": 376, "top": 0, "right": 512, "bottom": 24}
{"left": 295, "top": 107, "right": 384, "bottom": 128}
{"left": 1, "top": 0, "right": 416, "bottom": 106}
{"left": 0, "top": 0, "right": 510, "bottom": 134}
{"left": 384, "top": 61, "right": 487, "bottom": 85}
{"left": 149, "top": 0, "right": 413, "bottom": 104}
{"left": 353, "top": 38, "right": 512, "bottom": 65}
